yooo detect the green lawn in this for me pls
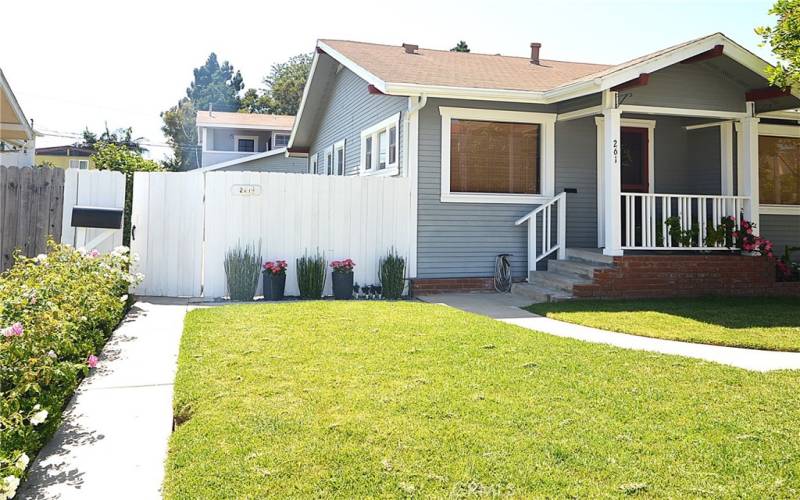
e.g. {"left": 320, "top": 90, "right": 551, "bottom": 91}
{"left": 528, "top": 297, "right": 800, "bottom": 352}
{"left": 165, "top": 301, "right": 800, "bottom": 498}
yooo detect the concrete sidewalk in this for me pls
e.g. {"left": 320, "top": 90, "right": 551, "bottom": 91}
{"left": 18, "top": 298, "right": 189, "bottom": 500}
{"left": 419, "top": 292, "right": 800, "bottom": 372}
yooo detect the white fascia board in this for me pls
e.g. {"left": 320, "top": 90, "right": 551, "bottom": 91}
{"left": 197, "top": 122, "right": 293, "bottom": 132}
{"left": 287, "top": 50, "right": 320, "bottom": 150}
{"left": 317, "top": 41, "right": 388, "bottom": 93}
{"left": 383, "top": 82, "right": 550, "bottom": 104}
{"left": 196, "top": 148, "right": 288, "bottom": 172}
{"left": 0, "top": 69, "right": 34, "bottom": 140}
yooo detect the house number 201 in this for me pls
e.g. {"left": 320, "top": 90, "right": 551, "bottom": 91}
{"left": 612, "top": 139, "right": 619, "bottom": 164}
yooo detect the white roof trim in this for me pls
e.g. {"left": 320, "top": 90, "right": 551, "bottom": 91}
{"left": 197, "top": 122, "right": 293, "bottom": 132}
{"left": 196, "top": 148, "right": 288, "bottom": 172}
{"left": 0, "top": 69, "right": 34, "bottom": 140}
{"left": 287, "top": 50, "right": 319, "bottom": 151}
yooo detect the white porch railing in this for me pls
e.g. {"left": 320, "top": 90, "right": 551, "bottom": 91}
{"left": 515, "top": 192, "right": 567, "bottom": 272}
{"left": 620, "top": 193, "right": 750, "bottom": 250}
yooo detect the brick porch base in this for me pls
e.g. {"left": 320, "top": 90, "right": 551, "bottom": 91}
{"left": 573, "top": 254, "right": 800, "bottom": 299}
{"left": 411, "top": 277, "right": 495, "bottom": 295}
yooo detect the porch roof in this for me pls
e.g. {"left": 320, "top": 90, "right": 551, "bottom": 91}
{"left": 0, "top": 68, "right": 34, "bottom": 142}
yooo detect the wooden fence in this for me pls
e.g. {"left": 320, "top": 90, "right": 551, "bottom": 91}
{"left": 0, "top": 166, "right": 65, "bottom": 271}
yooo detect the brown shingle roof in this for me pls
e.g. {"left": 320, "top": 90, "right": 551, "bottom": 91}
{"left": 196, "top": 111, "right": 294, "bottom": 130}
{"left": 320, "top": 39, "right": 613, "bottom": 92}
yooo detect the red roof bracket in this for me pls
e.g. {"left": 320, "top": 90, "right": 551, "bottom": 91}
{"left": 745, "top": 86, "right": 792, "bottom": 101}
{"left": 287, "top": 146, "right": 309, "bottom": 154}
{"left": 611, "top": 73, "right": 650, "bottom": 92}
{"left": 367, "top": 84, "right": 385, "bottom": 95}
{"left": 315, "top": 46, "right": 326, "bottom": 55}
{"left": 680, "top": 44, "right": 724, "bottom": 64}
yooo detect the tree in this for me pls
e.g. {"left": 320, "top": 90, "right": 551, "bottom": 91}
{"left": 160, "top": 99, "right": 199, "bottom": 171}
{"left": 757, "top": 0, "right": 800, "bottom": 88}
{"left": 92, "top": 142, "right": 162, "bottom": 245}
{"left": 451, "top": 41, "right": 470, "bottom": 53}
{"left": 77, "top": 125, "right": 147, "bottom": 154}
{"left": 187, "top": 53, "right": 244, "bottom": 112}
{"left": 242, "top": 53, "right": 312, "bottom": 115}
{"left": 161, "top": 53, "right": 244, "bottom": 170}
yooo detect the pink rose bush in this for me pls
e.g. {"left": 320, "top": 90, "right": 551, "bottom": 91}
{"left": 330, "top": 259, "right": 356, "bottom": 273}
{"left": 0, "top": 242, "right": 140, "bottom": 489}
{"left": 262, "top": 260, "right": 288, "bottom": 275}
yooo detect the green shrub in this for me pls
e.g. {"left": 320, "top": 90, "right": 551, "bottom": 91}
{"left": 0, "top": 243, "right": 137, "bottom": 497}
{"left": 379, "top": 250, "right": 406, "bottom": 299}
{"left": 223, "top": 243, "right": 261, "bottom": 301}
{"left": 297, "top": 252, "right": 326, "bottom": 299}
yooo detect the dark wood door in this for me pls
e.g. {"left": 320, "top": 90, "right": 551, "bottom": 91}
{"left": 620, "top": 127, "right": 649, "bottom": 193}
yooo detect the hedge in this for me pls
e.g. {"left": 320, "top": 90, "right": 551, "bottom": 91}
{"left": 0, "top": 243, "right": 139, "bottom": 499}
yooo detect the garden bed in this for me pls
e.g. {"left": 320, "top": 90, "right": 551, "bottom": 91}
{"left": 166, "top": 301, "right": 800, "bottom": 497}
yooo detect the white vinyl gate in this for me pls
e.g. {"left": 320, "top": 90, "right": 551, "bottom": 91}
{"left": 131, "top": 171, "right": 412, "bottom": 298}
{"left": 61, "top": 169, "right": 126, "bottom": 253}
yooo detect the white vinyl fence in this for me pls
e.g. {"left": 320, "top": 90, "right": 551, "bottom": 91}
{"left": 131, "top": 171, "right": 412, "bottom": 298}
{"left": 61, "top": 169, "right": 126, "bottom": 253}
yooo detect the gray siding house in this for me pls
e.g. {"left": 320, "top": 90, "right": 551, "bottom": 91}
{"left": 195, "top": 110, "right": 307, "bottom": 173}
{"left": 287, "top": 34, "right": 800, "bottom": 290}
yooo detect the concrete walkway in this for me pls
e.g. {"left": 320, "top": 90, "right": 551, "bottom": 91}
{"left": 419, "top": 292, "right": 800, "bottom": 372}
{"left": 18, "top": 298, "right": 189, "bottom": 500}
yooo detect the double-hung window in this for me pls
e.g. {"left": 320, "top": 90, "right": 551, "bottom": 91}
{"left": 325, "top": 146, "right": 334, "bottom": 175}
{"left": 360, "top": 112, "right": 400, "bottom": 176}
{"left": 334, "top": 140, "right": 346, "bottom": 176}
{"left": 309, "top": 153, "right": 318, "bottom": 174}
{"left": 439, "top": 107, "right": 555, "bottom": 204}
{"left": 69, "top": 159, "right": 89, "bottom": 170}
{"left": 273, "top": 133, "right": 290, "bottom": 149}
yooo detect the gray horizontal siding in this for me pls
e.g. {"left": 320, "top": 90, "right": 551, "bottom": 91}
{"left": 308, "top": 67, "right": 407, "bottom": 176}
{"left": 555, "top": 117, "right": 597, "bottom": 248}
{"left": 626, "top": 61, "right": 747, "bottom": 112}
{"left": 214, "top": 154, "right": 307, "bottom": 173}
{"left": 686, "top": 125, "right": 721, "bottom": 195}
{"left": 761, "top": 215, "right": 800, "bottom": 254}
{"left": 417, "top": 98, "right": 557, "bottom": 279}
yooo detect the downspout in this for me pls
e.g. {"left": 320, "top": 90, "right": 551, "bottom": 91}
{"left": 403, "top": 95, "right": 427, "bottom": 287}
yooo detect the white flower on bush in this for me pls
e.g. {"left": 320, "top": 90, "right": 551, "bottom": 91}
{"left": 112, "top": 245, "right": 130, "bottom": 255}
{"left": 1, "top": 475, "right": 20, "bottom": 500}
{"left": 34, "top": 254, "right": 47, "bottom": 263}
{"left": 120, "top": 294, "right": 129, "bottom": 303}
{"left": 30, "top": 409, "right": 48, "bottom": 426}
{"left": 14, "top": 454, "right": 29, "bottom": 471}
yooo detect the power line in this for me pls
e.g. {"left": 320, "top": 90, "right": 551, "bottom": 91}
{"left": 35, "top": 128, "right": 200, "bottom": 151}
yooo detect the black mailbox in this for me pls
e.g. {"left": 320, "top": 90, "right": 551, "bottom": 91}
{"left": 71, "top": 206, "right": 124, "bottom": 229}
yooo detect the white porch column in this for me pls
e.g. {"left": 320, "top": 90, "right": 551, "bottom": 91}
{"left": 738, "top": 101, "right": 760, "bottom": 231}
{"left": 602, "top": 91, "right": 623, "bottom": 256}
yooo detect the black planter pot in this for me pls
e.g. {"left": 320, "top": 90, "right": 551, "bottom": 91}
{"left": 332, "top": 271, "right": 354, "bottom": 300}
{"left": 262, "top": 271, "right": 286, "bottom": 301}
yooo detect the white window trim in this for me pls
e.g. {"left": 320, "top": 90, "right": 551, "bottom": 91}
{"left": 736, "top": 122, "right": 800, "bottom": 215}
{"left": 439, "top": 106, "right": 556, "bottom": 204}
{"left": 324, "top": 145, "right": 334, "bottom": 176}
{"left": 360, "top": 112, "right": 400, "bottom": 177}
{"left": 272, "top": 133, "right": 290, "bottom": 149}
{"left": 333, "top": 139, "right": 346, "bottom": 176}
{"left": 309, "top": 153, "right": 318, "bottom": 174}
{"left": 233, "top": 135, "right": 259, "bottom": 153}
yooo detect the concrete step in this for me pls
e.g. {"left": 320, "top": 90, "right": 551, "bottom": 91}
{"left": 511, "top": 282, "right": 573, "bottom": 304}
{"left": 547, "top": 259, "right": 605, "bottom": 280}
{"left": 528, "top": 270, "right": 591, "bottom": 293}
{"left": 565, "top": 248, "right": 616, "bottom": 266}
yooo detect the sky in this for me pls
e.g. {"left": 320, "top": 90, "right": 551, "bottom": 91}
{"left": 2, "top": 0, "right": 779, "bottom": 161}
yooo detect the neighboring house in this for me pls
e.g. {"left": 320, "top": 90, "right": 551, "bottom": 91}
{"left": 288, "top": 34, "right": 800, "bottom": 293}
{"left": 196, "top": 110, "right": 306, "bottom": 172}
{"left": 35, "top": 145, "right": 96, "bottom": 169}
{"left": 0, "top": 68, "right": 36, "bottom": 167}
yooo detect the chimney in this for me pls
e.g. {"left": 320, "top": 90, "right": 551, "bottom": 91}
{"left": 530, "top": 42, "right": 542, "bottom": 65}
{"left": 402, "top": 43, "right": 419, "bottom": 54}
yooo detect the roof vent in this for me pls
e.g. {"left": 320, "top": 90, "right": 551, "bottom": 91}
{"left": 530, "top": 42, "right": 542, "bottom": 65}
{"left": 402, "top": 43, "right": 419, "bottom": 54}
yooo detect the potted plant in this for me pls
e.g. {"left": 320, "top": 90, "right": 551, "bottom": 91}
{"left": 262, "top": 260, "right": 288, "bottom": 301}
{"left": 330, "top": 259, "right": 355, "bottom": 300}
{"left": 223, "top": 243, "right": 261, "bottom": 301}
{"left": 297, "top": 252, "right": 326, "bottom": 299}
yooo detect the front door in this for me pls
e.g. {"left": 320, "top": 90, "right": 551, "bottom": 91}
{"left": 620, "top": 127, "right": 649, "bottom": 193}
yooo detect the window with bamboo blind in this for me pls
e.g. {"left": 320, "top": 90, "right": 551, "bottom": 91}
{"left": 449, "top": 119, "right": 540, "bottom": 194}
{"left": 759, "top": 135, "right": 800, "bottom": 206}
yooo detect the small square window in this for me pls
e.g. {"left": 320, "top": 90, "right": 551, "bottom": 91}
{"left": 360, "top": 113, "right": 400, "bottom": 176}
{"left": 273, "top": 134, "right": 290, "bottom": 149}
